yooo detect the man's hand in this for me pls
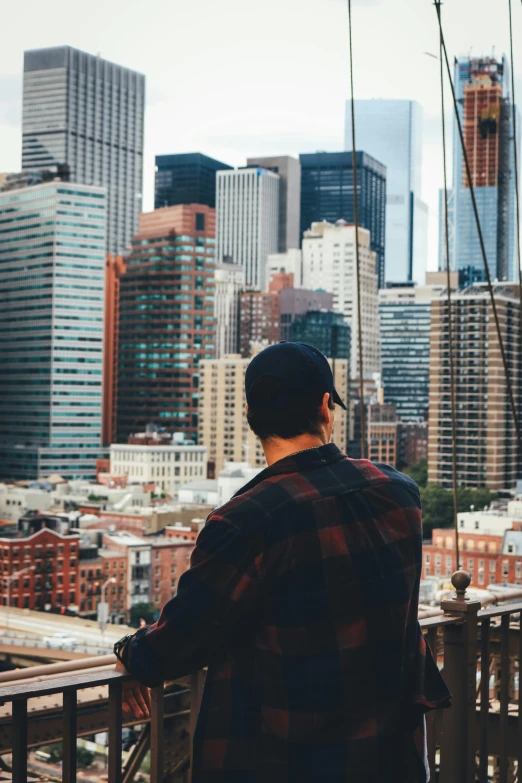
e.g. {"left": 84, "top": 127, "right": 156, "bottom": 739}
{"left": 115, "top": 657, "right": 151, "bottom": 720}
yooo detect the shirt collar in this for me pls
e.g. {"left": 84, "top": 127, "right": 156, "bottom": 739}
{"left": 233, "top": 443, "right": 345, "bottom": 498}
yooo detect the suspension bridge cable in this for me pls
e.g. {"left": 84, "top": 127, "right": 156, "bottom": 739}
{"left": 434, "top": 1, "right": 522, "bottom": 458}
{"left": 436, "top": 0, "right": 460, "bottom": 569}
{"left": 347, "top": 0, "right": 366, "bottom": 459}
{"left": 508, "top": 0, "right": 522, "bottom": 411}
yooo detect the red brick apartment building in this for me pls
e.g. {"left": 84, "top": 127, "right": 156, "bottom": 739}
{"left": 150, "top": 539, "right": 195, "bottom": 613}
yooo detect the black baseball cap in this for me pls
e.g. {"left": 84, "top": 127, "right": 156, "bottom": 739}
{"left": 245, "top": 342, "right": 347, "bottom": 411}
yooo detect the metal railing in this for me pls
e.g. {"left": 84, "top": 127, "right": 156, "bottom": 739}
{"left": 0, "top": 570, "right": 520, "bottom": 782}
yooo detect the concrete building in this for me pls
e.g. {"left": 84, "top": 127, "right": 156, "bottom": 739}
{"left": 216, "top": 167, "right": 279, "bottom": 289}
{"left": 217, "top": 463, "right": 263, "bottom": 507}
{"left": 214, "top": 259, "right": 245, "bottom": 358}
{"left": 109, "top": 442, "right": 207, "bottom": 496}
{"left": 103, "top": 255, "right": 126, "bottom": 446}
{"left": 428, "top": 283, "right": 521, "bottom": 490}
{"left": 302, "top": 221, "right": 381, "bottom": 383}
{"left": 445, "top": 56, "right": 519, "bottom": 286}
{"left": 246, "top": 155, "right": 301, "bottom": 252}
{"left": 116, "top": 205, "right": 216, "bottom": 444}
{"left": 23, "top": 46, "right": 144, "bottom": 255}
{"left": 199, "top": 353, "right": 349, "bottom": 475}
{"left": 0, "top": 179, "right": 107, "bottom": 480}
{"left": 155, "top": 153, "right": 232, "bottom": 210}
{"left": 177, "top": 480, "right": 218, "bottom": 506}
{"left": 300, "top": 152, "right": 387, "bottom": 287}
{"left": 367, "top": 403, "right": 399, "bottom": 467}
{"left": 346, "top": 101, "right": 427, "bottom": 284}
{"left": 379, "top": 279, "right": 449, "bottom": 422}
{"left": 266, "top": 249, "right": 303, "bottom": 289}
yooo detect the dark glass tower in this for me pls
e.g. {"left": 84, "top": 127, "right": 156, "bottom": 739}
{"left": 299, "top": 151, "right": 386, "bottom": 287}
{"left": 155, "top": 153, "right": 232, "bottom": 210}
{"left": 23, "top": 46, "right": 145, "bottom": 255}
{"left": 289, "top": 310, "right": 351, "bottom": 361}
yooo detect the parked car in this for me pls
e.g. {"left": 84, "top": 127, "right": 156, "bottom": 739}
{"left": 43, "top": 633, "right": 78, "bottom": 650}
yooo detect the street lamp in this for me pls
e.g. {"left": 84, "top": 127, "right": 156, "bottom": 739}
{"left": 98, "top": 577, "right": 117, "bottom": 641}
{"left": 4, "top": 566, "right": 35, "bottom": 630}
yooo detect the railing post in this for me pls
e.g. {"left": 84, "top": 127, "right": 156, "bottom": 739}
{"left": 439, "top": 571, "right": 480, "bottom": 783}
{"left": 190, "top": 670, "right": 205, "bottom": 781}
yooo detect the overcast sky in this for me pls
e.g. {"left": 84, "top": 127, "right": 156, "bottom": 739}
{"left": 1, "top": 0, "right": 521, "bottom": 271}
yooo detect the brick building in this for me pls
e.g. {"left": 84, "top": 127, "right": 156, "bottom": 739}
{"left": 0, "top": 528, "right": 79, "bottom": 611}
{"left": 150, "top": 538, "right": 195, "bottom": 613}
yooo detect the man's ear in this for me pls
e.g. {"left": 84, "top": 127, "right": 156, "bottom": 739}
{"left": 319, "top": 392, "right": 331, "bottom": 422}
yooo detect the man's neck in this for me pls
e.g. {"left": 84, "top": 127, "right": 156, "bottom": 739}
{"left": 262, "top": 434, "right": 326, "bottom": 467}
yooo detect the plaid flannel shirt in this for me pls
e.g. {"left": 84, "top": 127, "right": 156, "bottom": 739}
{"left": 122, "top": 444, "right": 450, "bottom": 782}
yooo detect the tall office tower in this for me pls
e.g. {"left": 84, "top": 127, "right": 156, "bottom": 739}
{"left": 367, "top": 403, "right": 399, "bottom": 467}
{"left": 214, "top": 259, "right": 245, "bottom": 358}
{"left": 0, "top": 176, "right": 107, "bottom": 479}
{"left": 300, "top": 152, "right": 386, "bottom": 287}
{"left": 246, "top": 156, "right": 301, "bottom": 252}
{"left": 428, "top": 283, "right": 521, "bottom": 490}
{"left": 448, "top": 56, "right": 518, "bottom": 286}
{"left": 199, "top": 353, "right": 348, "bottom": 475}
{"left": 216, "top": 167, "right": 280, "bottom": 289}
{"left": 289, "top": 310, "right": 350, "bottom": 362}
{"left": 279, "top": 288, "right": 334, "bottom": 340}
{"left": 266, "top": 249, "right": 303, "bottom": 289}
{"left": 379, "top": 279, "right": 449, "bottom": 422}
{"left": 103, "top": 255, "right": 126, "bottom": 446}
{"left": 22, "top": 46, "right": 145, "bottom": 255}
{"left": 116, "top": 205, "right": 216, "bottom": 444}
{"left": 155, "top": 153, "right": 232, "bottom": 210}
{"left": 302, "top": 221, "right": 381, "bottom": 383}
{"left": 239, "top": 290, "right": 281, "bottom": 357}
{"left": 345, "top": 101, "right": 427, "bottom": 285}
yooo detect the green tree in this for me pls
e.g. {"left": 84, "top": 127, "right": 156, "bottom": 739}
{"left": 420, "top": 483, "right": 495, "bottom": 539}
{"left": 77, "top": 746, "right": 94, "bottom": 768}
{"left": 403, "top": 459, "right": 428, "bottom": 488}
{"left": 129, "top": 602, "right": 156, "bottom": 627}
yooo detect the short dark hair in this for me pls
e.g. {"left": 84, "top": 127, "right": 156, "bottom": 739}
{"left": 246, "top": 376, "right": 334, "bottom": 441}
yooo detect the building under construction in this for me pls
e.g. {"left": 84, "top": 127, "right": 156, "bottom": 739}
{"left": 428, "top": 283, "right": 521, "bottom": 490}
{"left": 447, "top": 56, "right": 518, "bottom": 286}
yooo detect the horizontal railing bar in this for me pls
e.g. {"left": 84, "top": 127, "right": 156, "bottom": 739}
{"left": 420, "top": 614, "right": 464, "bottom": 629}
{"left": 0, "top": 654, "right": 116, "bottom": 683}
{"left": 0, "top": 667, "right": 129, "bottom": 702}
{"left": 478, "top": 602, "right": 522, "bottom": 620}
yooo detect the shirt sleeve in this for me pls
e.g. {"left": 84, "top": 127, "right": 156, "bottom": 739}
{"left": 121, "top": 515, "right": 262, "bottom": 687}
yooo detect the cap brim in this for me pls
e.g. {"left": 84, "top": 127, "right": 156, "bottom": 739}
{"left": 332, "top": 387, "right": 347, "bottom": 411}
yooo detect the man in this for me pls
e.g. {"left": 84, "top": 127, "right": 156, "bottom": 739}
{"left": 114, "top": 342, "right": 450, "bottom": 782}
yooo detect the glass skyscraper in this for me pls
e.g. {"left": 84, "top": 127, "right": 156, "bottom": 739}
{"left": 346, "top": 100, "right": 427, "bottom": 285}
{"left": 22, "top": 46, "right": 145, "bottom": 255}
{"left": 379, "top": 282, "right": 442, "bottom": 422}
{"left": 444, "top": 56, "right": 518, "bottom": 286}
{"left": 299, "top": 151, "right": 386, "bottom": 288}
{"left": 0, "top": 179, "right": 107, "bottom": 479}
{"left": 155, "top": 153, "right": 232, "bottom": 211}
{"left": 289, "top": 310, "right": 351, "bottom": 362}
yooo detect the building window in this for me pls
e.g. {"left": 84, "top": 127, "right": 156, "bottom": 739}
{"left": 489, "top": 560, "right": 496, "bottom": 572}
{"left": 425, "top": 566, "right": 430, "bottom": 577}
{"left": 435, "top": 554, "right": 441, "bottom": 566}
{"left": 468, "top": 559, "right": 474, "bottom": 571}
{"left": 425, "top": 554, "right": 430, "bottom": 564}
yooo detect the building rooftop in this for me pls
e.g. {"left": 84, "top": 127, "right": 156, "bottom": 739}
{"left": 179, "top": 480, "right": 218, "bottom": 492}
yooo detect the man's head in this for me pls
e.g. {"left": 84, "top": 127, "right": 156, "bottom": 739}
{"left": 245, "top": 343, "right": 346, "bottom": 453}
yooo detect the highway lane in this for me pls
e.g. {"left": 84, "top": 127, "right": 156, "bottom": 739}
{"left": 0, "top": 607, "right": 134, "bottom": 648}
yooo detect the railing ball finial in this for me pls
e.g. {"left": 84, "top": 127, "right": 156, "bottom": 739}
{"left": 451, "top": 570, "right": 471, "bottom": 600}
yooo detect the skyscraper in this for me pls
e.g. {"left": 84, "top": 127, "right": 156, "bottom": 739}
{"left": 302, "top": 221, "right": 381, "bottom": 382}
{"left": 446, "top": 56, "right": 518, "bottom": 286}
{"left": 0, "top": 177, "right": 107, "bottom": 479}
{"left": 214, "top": 260, "right": 245, "bottom": 358}
{"left": 22, "top": 46, "right": 145, "bottom": 255}
{"left": 216, "top": 167, "right": 279, "bottom": 290}
{"left": 246, "top": 156, "right": 301, "bottom": 252}
{"left": 299, "top": 152, "right": 386, "bottom": 287}
{"left": 428, "top": 283, "right": 521, "bottom": 490}
{"left": 346, "top": 100, "right": 427, "bottom": 284}
{"left": 116, "top": 205, "right": 216, "bottom": 444}
{"left": 155, "top": 153, "right": 232, "bottom": 210}
{"left": 379, "top": 280, "right": 445, "bottom": 423}
{"left": 289, "top": 310, "right": 351, "bottom": 363}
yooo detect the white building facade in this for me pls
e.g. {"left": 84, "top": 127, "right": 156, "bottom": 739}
{"left": 110, "top": 444, "right": 207, "bottom": 496}
{"left": 216, "top": 167, "right": 279, "bottom": 290}
{"left": 214, "top": 260, "right": 245, "bottom": 358}
{"left": 266, "top": 249, "right": 303, "bottom": 290}
{"left": 302, "top": 222, "right": 381, "bottom": 381}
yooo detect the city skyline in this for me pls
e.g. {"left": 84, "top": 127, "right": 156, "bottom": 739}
{"left": 2, "top": 0, "right": 522, "bottom": 273}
